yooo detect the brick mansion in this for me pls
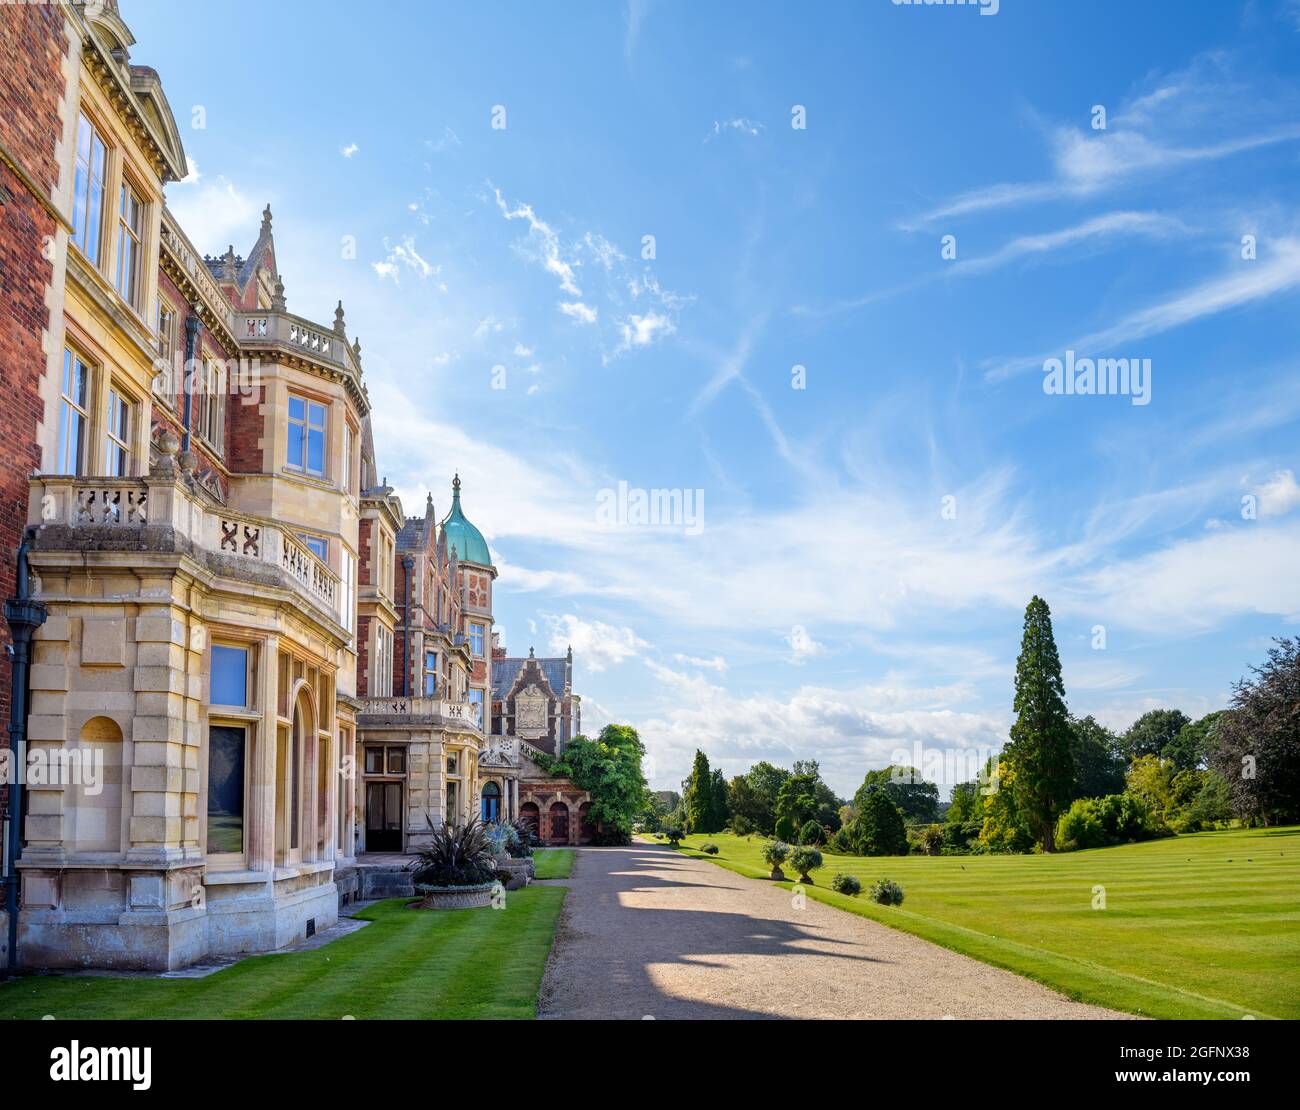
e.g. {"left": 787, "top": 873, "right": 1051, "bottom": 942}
{"left": 0, "top": 0, "right": 594, "bottom": 971}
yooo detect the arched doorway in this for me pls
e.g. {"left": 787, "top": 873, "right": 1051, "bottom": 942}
{"left": 548, "top": 801, "right": 569, "bottom": 845}
{"left": 519, "top": 801, "right": 540, "bottom": 843}
{"left": 578, "top": 801, "right": 595, "bottom": 845}
{"left": 481, "top": 781, "right": 501, "bottom": 824}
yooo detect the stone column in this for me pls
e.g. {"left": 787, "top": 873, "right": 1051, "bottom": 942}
{"left": 250, "top": 635, "right": 279, "bottom": 873}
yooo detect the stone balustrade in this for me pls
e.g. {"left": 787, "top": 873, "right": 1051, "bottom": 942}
{"left": 355, "top": 695, "right": 484, "bottom": 738}
{"left": 29, "top": 473, "right": 342, "bottom": 626}
{"left": 235, "top": 310, "right": 359, "bottom": 376}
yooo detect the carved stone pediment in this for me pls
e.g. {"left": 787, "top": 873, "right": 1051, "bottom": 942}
{"left": 515, "top": 687, "right": 549, "bottom": 739}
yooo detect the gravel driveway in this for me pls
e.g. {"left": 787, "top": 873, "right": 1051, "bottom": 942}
{"left": 537, "top": 842, "right": 1131, "bottom": 1020}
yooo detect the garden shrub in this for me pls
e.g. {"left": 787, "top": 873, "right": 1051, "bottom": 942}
{"left": 730, "top": 814, "right": 754, "bottom": 837}
{"left": 774, "top": 816, "right": 796, "bottom": 843}
{"left": 831, "top": 873, "right": 861, "bottom": 896}
{"left": 868, "top": 878, "right": 904, "bottom": 906}
{"left": 701, "top": 842, "right": 719, "bottom": 855}
{"left": 918, "top": 824, "right": 944, "bottom": 856}
{"left": 663, "top": 826, "right": 684, "bottom": 845}
{"left": 788, "top": 846, "right": 824, "bottom": 883}
{"left": 799, "top": 821, "right": 825, "bottom": 846}
{"left": 827, "top": 827, "right": 854, "bottom": 854}
{"left": 1055, "top": 792, "right": 1168, "bottom": 851}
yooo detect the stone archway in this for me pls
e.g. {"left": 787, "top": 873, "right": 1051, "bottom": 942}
{"left": 519, "top": 801, "right": 540, "bottom": 843}
{"left": 548, "top": 801, "right": 569, "bottom": 845}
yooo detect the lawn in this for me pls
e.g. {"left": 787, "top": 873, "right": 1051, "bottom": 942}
{"left": 657, "top": 825, "right": 1300, "bottom": 1020}
{"left": 532, "top": 847, "right": 575, "bottom": 879}
{"left": 0, "top": 886, "right": 566, "bottom": 1020}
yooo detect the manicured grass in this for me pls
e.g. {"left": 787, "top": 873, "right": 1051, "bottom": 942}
{"left": 0, "top": 886, "right": 565, "bottom": 1020}
{"left": 653, "top": 826, "right": 1300, "bottom": 1020}
{"left": 532, "top": 847, "right": 575, "bottom": 879}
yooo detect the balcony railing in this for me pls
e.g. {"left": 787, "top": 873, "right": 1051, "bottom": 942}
{"left": 356, "top": 695, "right": 485, "bottom": 737}
{"left": 31, "top": 475, "right": 342, "bottom": 626}
{"left": 234, "top": 310, "right": 360, "bottom": 377}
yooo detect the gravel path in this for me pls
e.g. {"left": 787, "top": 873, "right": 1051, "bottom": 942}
{"left": 537, "top": 842, "right": 1132, "bottom": 1020}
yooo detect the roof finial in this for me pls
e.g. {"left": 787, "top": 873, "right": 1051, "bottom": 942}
{"left": 334, "top": 300, "right": 346, "bottom": 335}
{"left": 261, "top": 203, "right": 272, "bottom": 233}
{"left": 426, "top": 491, "right": 433, "bottom": 513}
{"left": 271, "top": 276, "right": 286, "bottom": 310}
{"left": 567, "top": 644, "right": 573, "bottom": 662}
{"left": 529, "top": 645, "right": 535, "bottom": 659}
{"left": 452, "top": 472, "right": 462, "bottom": 503}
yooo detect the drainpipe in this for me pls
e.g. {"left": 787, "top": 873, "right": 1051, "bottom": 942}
{"left": 402, "top": 555, "right": 415, "bottom": 697}
{"left": 180, "top": 310, "right": 202, "bottom": 455}
{"left": 4, "top": 535, "right": 48, "bottom": 969}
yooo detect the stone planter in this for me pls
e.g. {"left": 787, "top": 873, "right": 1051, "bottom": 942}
{"left": 413, "top": 882, "right": 497, "bottom": 910}
{"left": 769, "top": 866, "right": 787, "bottom": 881}
{"left": 497, "top": 858, "right": 532, "bottom": 891}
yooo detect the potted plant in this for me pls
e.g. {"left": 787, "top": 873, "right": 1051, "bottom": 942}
{"left": 762, "top": 839, "right": 791, "bottom": 881}
{"left": 407, "top": 817, "right": 501, "bottom": 909}
{"left": 788, "top": 846, "right": 824, "bottom": 884}
{"left": 488, "top": 821, "right": 532, "bottom": 889}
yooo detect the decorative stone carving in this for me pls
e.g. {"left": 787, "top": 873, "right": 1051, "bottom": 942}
{"left": 515, "top": 687, "right": 548, "bottom": 739}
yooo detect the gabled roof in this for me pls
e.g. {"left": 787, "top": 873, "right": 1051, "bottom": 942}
{"left": 492, "top": 651, "right": 569, "bottom": 701}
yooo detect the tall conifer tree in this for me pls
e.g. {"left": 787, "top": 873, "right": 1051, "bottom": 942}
{"left": 1007, "top": 596, "right": 1074, "bottom": 851}
{"left": 684, "top": 749, "right": 714, "bottom": 833}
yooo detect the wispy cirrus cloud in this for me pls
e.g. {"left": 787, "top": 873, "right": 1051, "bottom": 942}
{"left": 904, "top": 55, "right": 1300, "bottom": 228}
{"left": 983, "top": 236, "right": 1300, "bottom": 381}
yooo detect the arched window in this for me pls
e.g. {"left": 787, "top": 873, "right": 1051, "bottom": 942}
{"left": 481, "top": 781, "right": 501, "bottom": 824}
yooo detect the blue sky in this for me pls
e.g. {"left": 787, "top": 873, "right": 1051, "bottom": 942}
{"left": 134, "top": 0, "right": 1300, "bottom": 796}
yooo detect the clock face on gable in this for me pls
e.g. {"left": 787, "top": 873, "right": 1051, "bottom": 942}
{"left": 515, "top": 688, "right": 548, "bottom": 738}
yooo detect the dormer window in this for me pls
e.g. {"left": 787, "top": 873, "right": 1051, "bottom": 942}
{"left": 287, "top": 394, "right": 326, "bottom": 476}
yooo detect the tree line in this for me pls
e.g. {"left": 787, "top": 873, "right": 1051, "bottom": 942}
{"left": 642, "top": 598, "right": 1300, "bottom": 856}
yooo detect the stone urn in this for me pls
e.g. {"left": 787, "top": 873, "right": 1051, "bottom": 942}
{"left": 769, "top": 865, "right": 787, "bottom": 881}
{"left": 413, "top": 882, "right": 497, "bottom": 910}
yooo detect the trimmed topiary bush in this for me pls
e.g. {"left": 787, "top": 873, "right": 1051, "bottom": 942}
{"left": 774, "top": 816, "right": 796, "bottom": 843}
{"left": 762, "top": 839, "right": 791, "bottom": 880}
{"left": 799, "top": 821, "right": 825, "bottom": 845}
{"left": 663, "top": 826, "right": 684, "bottom": 846}
{"left": 831, "top": 873, "right": 861, "bottom": 896}
{"left": 701, "top": 842, "right": 719, "bottom": 855}
{"left": 868, "top": 877, "right": 904, "bottom": 906}
{"left": 788, "top": 846, "right": 824, "bottom": 884}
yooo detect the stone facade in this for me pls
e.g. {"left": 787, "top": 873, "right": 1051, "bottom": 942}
{"left": 0, "top": 0, "right": 597, "bottom": 970}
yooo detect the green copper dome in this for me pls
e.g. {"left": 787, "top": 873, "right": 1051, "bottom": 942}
{"left": 439, "top": 474, "right": 492, "bottom": 566}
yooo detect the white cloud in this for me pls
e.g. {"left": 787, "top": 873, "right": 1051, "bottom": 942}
{"left": 984, "top": 237, "right": 1300, "bottom": 381}
{"left": 706, "top": 118, "right": 765, "bottom": 142}
{"left": 1254, "top": 470, "right": 1300, "bottom": 517}
{"left": 613, "top": 310, "right": 675, "bottom": 353}
{"left": 635, "top": 661, "right": 1008, "bottom": 795}
{"left": 513, "top": 342, "right": 535, "bottom": 358}
{"left": 165, "top": 174, "right": 262, "bottom": 253}
{"left": 560, "top": 301, "right": 598, "bottom": 324}
{"left": 786, "top": 625, "right": 826, "bottom": 663}
{"left": 371, "top": 235, "right": 436, "bottom": 285}
{"left": 544, "top": 614, "right": 648, "bottom": 671}
{"left": 905, "top": 57, "right": 1300, "bottom": 227}
{"left": 340, "top": 142, "right": 359, "bottom": 159}
{"left": 673, "top": 653, "right": 728, "bottom": 673}
{"left": 493, "top": 186, "right": 583, "bottom": 297}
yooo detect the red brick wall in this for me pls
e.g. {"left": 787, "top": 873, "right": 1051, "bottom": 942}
{"left": 357, "top": 519, "right": 373, "bottom": 586}
{"left": 0, "top": 3, "right": 68, "bottom": 820}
